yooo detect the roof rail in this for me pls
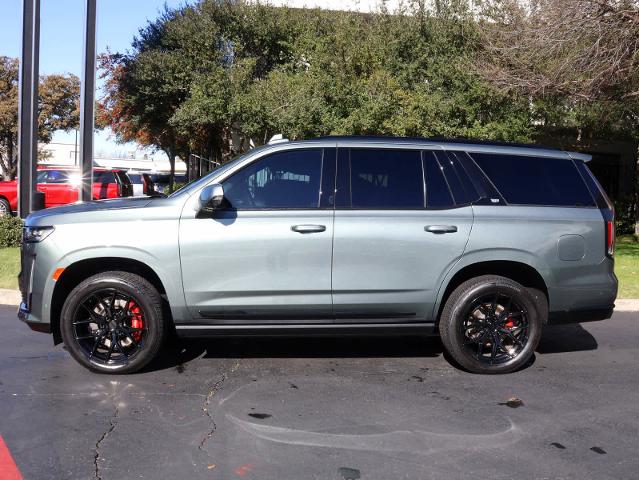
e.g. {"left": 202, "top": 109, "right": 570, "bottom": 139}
{"left": 567, "top": 151, "right": 592, "bottom": 162}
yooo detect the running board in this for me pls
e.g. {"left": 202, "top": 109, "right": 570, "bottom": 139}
{"left": 175, "top": 323, "right": 437, "bottom": 337}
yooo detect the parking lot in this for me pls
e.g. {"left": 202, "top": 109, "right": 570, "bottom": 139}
{"left": 1, "top": 304, "right": 638, "bottom": 479}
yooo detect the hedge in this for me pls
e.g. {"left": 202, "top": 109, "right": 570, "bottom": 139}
{"left": 0, "top": 215, "right": 23, "bottom": 248}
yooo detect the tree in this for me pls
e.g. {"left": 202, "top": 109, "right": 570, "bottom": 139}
{"left": 0, "top": 56, "right": 80, "bottom": 180}
{"left": 476, "top": 0, "right": 639, "bottom": 232}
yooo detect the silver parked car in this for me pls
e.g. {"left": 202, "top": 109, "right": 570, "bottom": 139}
{"left": 18, "top": 136, "right": 617, "bottom": 374}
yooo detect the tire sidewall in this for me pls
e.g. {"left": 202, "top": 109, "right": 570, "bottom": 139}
{"left": 443, "top": 278, "right": 543, "bottom": 374}
{"left": 0, "top": 198, "right": 10, "bottom": 216}
{"left": 60, "top": 274, "right": 163, "bottom": 374}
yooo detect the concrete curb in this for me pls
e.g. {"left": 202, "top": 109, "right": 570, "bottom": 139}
{"left": 0, "top": 287, "right": 637, "bottom": 312}
{"left": 0, "top": 289, "right": 20, "bottom": 306}
{"left": 614, "top": 299, "right": 639, "bottom": 312}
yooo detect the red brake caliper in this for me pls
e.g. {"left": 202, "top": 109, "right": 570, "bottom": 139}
{"left": 504, "top": 316, "right": 514, "bottom": 328}
{"left": 128, "top": 301, "right": 144, "bottom": 342}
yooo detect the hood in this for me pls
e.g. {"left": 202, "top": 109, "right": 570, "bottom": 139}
{"left": 25, "top": 197, "right": 155, "bottom": 226}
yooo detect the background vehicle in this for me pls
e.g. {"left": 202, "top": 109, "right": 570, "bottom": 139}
{"left": 142, "top": 173, "right": 188, "bottom": 195}
{"left": 18, "top": 137, "right": 617, "bottom": 375}
{"left": 0, "top": 165, "right": 133, "bottom": 215}
{"left": 124, "top": 170, "right": 146, "bottom": 196}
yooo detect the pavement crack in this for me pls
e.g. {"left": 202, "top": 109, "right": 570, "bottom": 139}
{"left": 94, "top": 405, "right": 119, "bottom": 480}
{"left": 198, "top": 360, "right": 240, "bottom": 452}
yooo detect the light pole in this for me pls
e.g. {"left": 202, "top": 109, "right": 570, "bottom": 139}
{"left": 79, "top": 0, "right": 97, "bottom": 202}
{"left": 18, "top": 0, "right": 40, "bottom": 218}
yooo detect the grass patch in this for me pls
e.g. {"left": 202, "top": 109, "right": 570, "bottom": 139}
{"left": 0, "top": 237, "right": 637, "bottom": 297}
{"left": 0, "top": 247, "right": 19, "bottom": 290}
{"left": 616, "top": 235, "right": 639, "bottom": 299}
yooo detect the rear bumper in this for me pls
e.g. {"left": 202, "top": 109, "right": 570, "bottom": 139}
{"left": 547, "top": 305, "right": 614, "bottom": 325}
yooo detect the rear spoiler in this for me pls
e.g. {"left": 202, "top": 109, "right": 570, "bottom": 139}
{"left": 567, "top": 151, "right": 592, "bottom": 162}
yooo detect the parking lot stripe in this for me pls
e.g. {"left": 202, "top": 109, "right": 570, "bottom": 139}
{"left": 0, "top": 436, "right": 22, "bottom": 480}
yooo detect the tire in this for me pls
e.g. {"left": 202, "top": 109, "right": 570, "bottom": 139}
{"left": 0, "top": 198, "right": 11, "bottom": 216}
{"left": 439, "top": 275, "right": 543, "bottom": 374}
{"left": 60, "top": 271, "right": 166, "bottom": 374}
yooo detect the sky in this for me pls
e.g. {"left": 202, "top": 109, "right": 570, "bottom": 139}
{"left": 0, "top": 0, "right": 388, "bottom": 159}
{"left": 0, "top": 0, "right": 188, "bottom": 159}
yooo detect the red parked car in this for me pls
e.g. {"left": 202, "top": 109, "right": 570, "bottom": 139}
{"left": 0, "top": 165, "right": 133, "bottom": 216}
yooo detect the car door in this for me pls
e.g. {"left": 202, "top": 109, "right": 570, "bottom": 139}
{"left": 179, "top": 147, "right": 336, "bottom": 323}
{"left": 37, "top": 169, "right": 78, "bottom": 207}
{"left": 331, "top": 146, "right": 474, "bottom": 323}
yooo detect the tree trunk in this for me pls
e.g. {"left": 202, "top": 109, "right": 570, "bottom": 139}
{"left": 635, "top": 145, "right": 639, "bottom": 236}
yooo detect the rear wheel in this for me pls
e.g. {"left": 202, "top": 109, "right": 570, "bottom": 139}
{"left": 0, "top": 198, "right": 11, "bottom": 216}
{"left": 439, "top": 275, "right": 543, "bottom": 374}
{"left": 60, "top": 271, "right": 165, "bottom": 374}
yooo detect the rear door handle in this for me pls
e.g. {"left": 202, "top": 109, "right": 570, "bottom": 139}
{"left": 425, "top": 225, "right": 458, "bottom": 234}
{"left": 291, "top": 224, "right": 326, "bottom": 234}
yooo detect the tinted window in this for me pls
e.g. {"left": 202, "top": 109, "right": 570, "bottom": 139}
{"left": 471, "top": 153, "right": 596, "bottom": 207}
{"left": 46, "top": 170, "right": 70, "bottom": 183}
{"left": 223, "top": 149, "right": 323, "bottom": 209}
{"left": 423, "top": 151, "right": 454, "bottom": 208}
{"left": 36, "top": 171, "right": 48, "bottom": 183}
{"left": 127, "top": 174, "right": 142, "bottom": 184}
{"left": 434, "top": 152, "right": 469, "bottom": 204}
{"left": 350, "top": 149, "right": 423, "bottom": 208}
{"left": 93, "top": 171, "right": 116, "bottom": 184}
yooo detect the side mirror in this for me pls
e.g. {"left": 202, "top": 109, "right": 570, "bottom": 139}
{"left": 198, "top": 183, "right": 227, "bottom": 212}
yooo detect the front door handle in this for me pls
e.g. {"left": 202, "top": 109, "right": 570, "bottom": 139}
{"left": 425, "top": 225, "right": 458, "bottom": 234}
{"left": 291, "top": 224, "right": 326, "bottom": 234}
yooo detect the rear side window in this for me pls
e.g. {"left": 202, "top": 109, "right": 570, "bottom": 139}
{"left": 350, "top": 149, "right": 424, "bottom": 208}
{"left": 94, "top": 171, "right": 116, "bottom": 184}
{"left": 223, "top": 149, "right": 323, "bottom": 209}
{"left": 471, "top": 153, "right": 596, "bottom": 207}
{"left": 423, "top": 151, "right": 454, "bottom": 208}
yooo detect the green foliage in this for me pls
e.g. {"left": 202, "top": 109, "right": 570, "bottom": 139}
{"left": 99, "top": 0, "right": 536, "bottom": 167}
{"left": 614, "top": 196, "right": 637, "bottom": 235}
{"left": 0, "top": 56, "right": 79, "bottom": 179}
{"left": 0, "top": 215, "right": 23, "bottom": 248}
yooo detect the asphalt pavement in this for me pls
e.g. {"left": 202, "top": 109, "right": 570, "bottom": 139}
{"left": 1, "top": 305, "right": 639, "bottom": 480}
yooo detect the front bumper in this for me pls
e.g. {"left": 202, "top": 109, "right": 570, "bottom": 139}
{"left": 18, "top": 303, "right": 51, "bottom": 333}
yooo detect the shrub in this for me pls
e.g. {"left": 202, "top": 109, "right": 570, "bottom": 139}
{"left": 0, "top": 215, "right": 23, "bottom": 248}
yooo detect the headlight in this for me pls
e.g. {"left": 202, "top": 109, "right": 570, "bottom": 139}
{"left": 23, "top": 226, "right": 54, "bottom": 243}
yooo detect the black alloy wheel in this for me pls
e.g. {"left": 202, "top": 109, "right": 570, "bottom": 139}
{"left": 71, "top": 289, "right": 148, "bottom": 368}
{"left": 61, "top": 271, "right": 165, "bottom": 374}
{"left": 439, "top": 275, "right": 543, "bottom": 374}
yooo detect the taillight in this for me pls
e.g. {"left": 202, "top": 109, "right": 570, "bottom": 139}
{"left": 606, "top": 220, "right": 615, "bottom": 257}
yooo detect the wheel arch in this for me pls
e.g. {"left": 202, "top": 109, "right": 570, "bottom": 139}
{"left": 434, "top": 260, "right": 549, "bottom": 326}
{"left": 50, "top": 257, "right": 170, "bottom": 344}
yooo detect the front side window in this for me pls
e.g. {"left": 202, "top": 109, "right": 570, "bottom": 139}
{"left": 223, "top": 149, "right": 323, "bottom": 209}
{"left": 350, "top": 149, "right": 424, "bottom": 208}
{"left": 45, "top": 170, "right": 70, "bottom": 184}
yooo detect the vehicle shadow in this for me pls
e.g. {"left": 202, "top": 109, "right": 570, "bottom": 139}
{"left": 536, "top": 323, "right": 598, "bottom": 354}
{"left": 144, "top": 335, "right": 444, "bottom": 372}
{"left": 144, "top": 323, "right": 598, "bottom": 373}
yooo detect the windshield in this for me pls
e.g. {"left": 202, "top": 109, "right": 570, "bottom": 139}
{"left": 168, "top": 147, "right": 268, "bottom": 197}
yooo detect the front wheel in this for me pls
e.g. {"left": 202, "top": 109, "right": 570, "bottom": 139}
{"left": 60, "top": 271, "right": 165, "bottom": 374}
{"left": 439, "top": 275, "right": 543, "bottom": 374}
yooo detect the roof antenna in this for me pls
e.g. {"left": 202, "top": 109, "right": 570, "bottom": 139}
{"left": 268, "top": 134, "right": 289, "bottom": 145}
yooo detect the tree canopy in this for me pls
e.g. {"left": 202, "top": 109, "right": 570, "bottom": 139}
{"left": 97, "top": 1, "right": 538, "bottom": 178}
{"left": 97, "top": 0, "right": 639, "bottom": 188}
{"left": 0, "top": 56, "right": 80, "bottom": 179}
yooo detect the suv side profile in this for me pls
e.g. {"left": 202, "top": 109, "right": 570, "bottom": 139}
{"left": 18, "top": 137, "right": 617, "bottom": 374}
